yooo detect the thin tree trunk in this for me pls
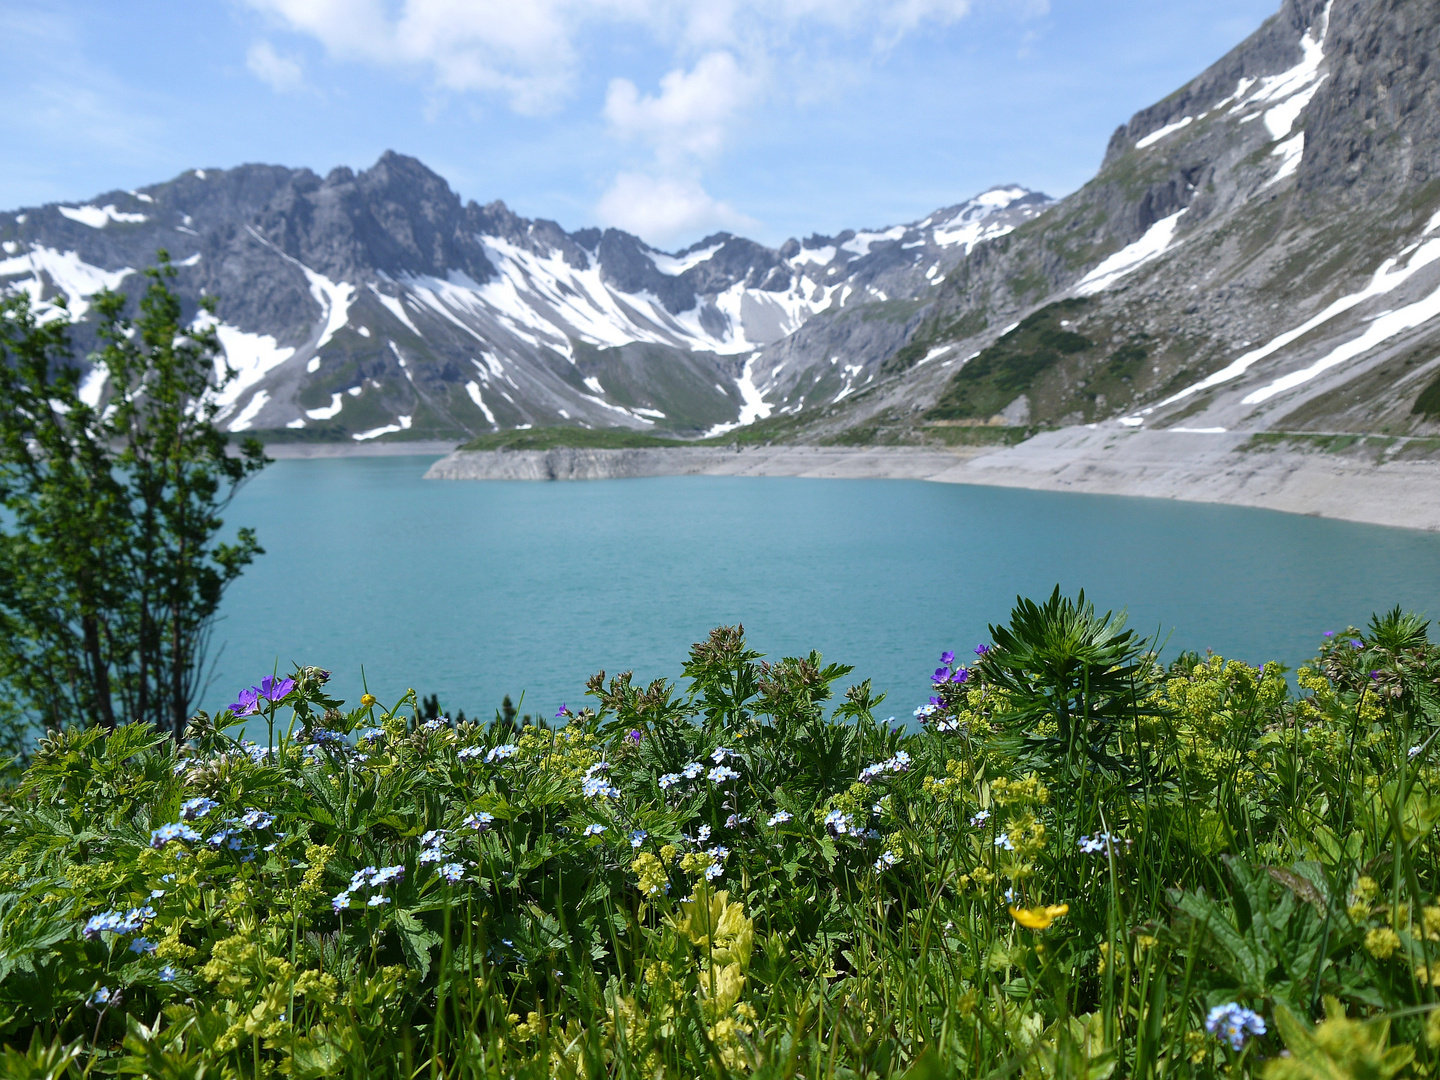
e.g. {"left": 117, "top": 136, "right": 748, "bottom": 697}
{"left": 82, "top": 612, "right": 116, "bottom": 729}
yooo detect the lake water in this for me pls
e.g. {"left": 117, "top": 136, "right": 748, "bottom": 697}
{"left": 208, "top": 455, "right": 1440, "bottom": 724}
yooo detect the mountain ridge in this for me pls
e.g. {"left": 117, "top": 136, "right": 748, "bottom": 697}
{"left": 5, "top": 0, "right": 1440, "bottom": 451}
{"left": 0, "top": 153, "right": 1048, "bottom": 440}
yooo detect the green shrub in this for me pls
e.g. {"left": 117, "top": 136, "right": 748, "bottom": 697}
{"left": 1, "top": 597, "right": 1438, "bottom": 1077}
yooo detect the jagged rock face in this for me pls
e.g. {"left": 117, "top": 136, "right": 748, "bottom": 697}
{"left": 1299, "top": 0, "right": 1440, "bottom": 205}
{"left": 810, "top": 0, "right": 1440, "bottom": 446}
{"left": 0, "top": 151, "right": 1046, "bottom": 441}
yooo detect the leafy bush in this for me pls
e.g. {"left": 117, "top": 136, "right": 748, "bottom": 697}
{"left": 1, "top": 596, "right": 1438, "bottom": 1077}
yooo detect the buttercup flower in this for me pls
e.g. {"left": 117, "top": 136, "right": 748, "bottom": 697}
{"left": 1009, "top": 904, "right": 1069, "bottom": 929}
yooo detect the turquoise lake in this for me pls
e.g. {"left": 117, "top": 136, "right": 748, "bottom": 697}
{"left": 209, "top": 455, "right": 1440, "bottom": 724}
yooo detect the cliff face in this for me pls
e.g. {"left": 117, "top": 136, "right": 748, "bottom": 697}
{"left": 805, "top": 0, "right": 1440, "bottom": 445}
{"left": 1298, "top": 0, "right": 1440, "bottom": 205}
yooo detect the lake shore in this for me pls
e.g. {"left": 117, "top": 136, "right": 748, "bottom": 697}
{"left": 425, "top": 428, "right": 1440, "bottom": 531}
{"left": 260, "top": 440, "right": 460, "bottom": 459}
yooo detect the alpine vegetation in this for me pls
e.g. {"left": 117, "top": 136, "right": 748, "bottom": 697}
{"left": 0, "top": 595, "right": 1437, "bottom": 1076}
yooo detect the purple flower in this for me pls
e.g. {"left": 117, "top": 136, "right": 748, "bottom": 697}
{"left": 228, "top": 687, "right": 259, "bottom": 716}
{"left": 1323, "top": 630, "right": 1335, "bottom": 638}
{"left": 1351, "top": 639, "right": 1364, "bottom": 649}
{"left": 626, "top": 729, "right": 642, "bottom": 743}
{"left": 228, "top": 675, "right": 295, "bottom": 716}
{"left": 974, "top": 644, "right": 990, "bottom": 656}
{"left": 932, "top": 667, "right": 950, "bottom": 684}
{"left": 555, "top": 703, "right": 568, "bottom": 718}
{"left": 940, "top": 651, "right": 955, "bottom": 665}
{"left": 261, "top": 675, "right": 294, "bottom": 700}
{"left": 1370, "top": 670, "right": 1382, "bottom": 680}
{"left": 928, "top": 695, "right": 942, "bottom": 707}
{"left": 950, "top": 668, "right": 969, "bottom": 684}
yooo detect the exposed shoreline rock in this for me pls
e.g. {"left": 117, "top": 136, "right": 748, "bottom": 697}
{"left": 424, "top": 432, "right": 1440, "bottom": 532}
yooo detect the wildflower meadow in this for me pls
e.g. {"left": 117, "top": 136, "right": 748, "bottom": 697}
{"left": 0, "top": 589, "right": 1436, "bottom": 1078}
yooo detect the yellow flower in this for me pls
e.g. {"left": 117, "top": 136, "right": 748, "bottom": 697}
{"left": 1364, "top": 927, "right": 1401, "bottom": 960}
{"left": 1009, "top": 903, "right": 1069, "bottom": 929}
{"left": 360, "top": 693, "right": 376, "bottom": 707}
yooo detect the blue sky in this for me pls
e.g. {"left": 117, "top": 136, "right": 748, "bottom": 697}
{"left": 1, "top": 0, "right": 1280, "bottom": 249}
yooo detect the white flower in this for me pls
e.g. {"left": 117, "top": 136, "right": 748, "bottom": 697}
{"left": 994, "top": 832, "right": 1013, "bottom": 851}
{"left": 682, "top": 762, "right": 704, "bottom": 779}
{"left": 658, "top": 773, "right": 682, "bottom": 789}
{"left": 707, "top": 765, "right": 739, "bottom": 784}
{"left": 583, "top": 823, "right": 606, "bottom": 837}
{"left": 485, "top": 744, "right": 518, "bottom": 763}
{"left": 710, "top": 747, "right": 734, "bottom": 764}
{"left": 696, "top": 825, "right": 712, "bottom": 843}
{"left": 629, "top": 829, "right": 647, "bottom": 848}
{"left": 457, "top": 746, "right": 485, "bottom": 760}
{"left": 767, "top": 811, "right": 792, "bottom": 826}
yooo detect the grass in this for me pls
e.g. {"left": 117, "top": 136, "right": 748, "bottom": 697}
{"left": 1, "top": 593, "right": 1439, "bottom": 1078}
{"left": 457, "top": 427, "right": 692, "bottom": 452}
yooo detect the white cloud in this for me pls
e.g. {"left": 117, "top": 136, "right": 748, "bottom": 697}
{"left": 246, "top": 41, "right": 306, "bottom": 93}
{"left": 604, "top": 52, "right": 756, "bottom": 159}
{"left": 243, "top": 0, "right": 985, "bottom": 112}
{"left": 596, "top": 172, "right": 759, "bottom": 247}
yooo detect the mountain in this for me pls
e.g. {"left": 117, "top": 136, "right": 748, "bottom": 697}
{"left": 6, "top": 0, "right": 1435, "bottom": 449}
{"left": 811, "top": 0, "right": 1440, "bottom": 443}
{"left": 0, "top": 156, "right": 1046, "bottom": 441}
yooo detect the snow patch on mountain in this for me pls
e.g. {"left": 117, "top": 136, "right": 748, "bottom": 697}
{"left": 0, "top": 245, "right": 134, "bottom": 321}
{"left": 228, "top": 389, "right": 270, "bottom": 432}
{"left": 648, "top": 243, "right": 724, "bottom": 275}
{"left": 305, "top": 393, "right": 345, "bottom": 420}
{"left": 58, "top": 204, "right": 149, "bottom": 228}
{"left": 1136, "top": 116, "right": 1194, "bottom": 149}
{"left": 198, "top": 311, "right": 297, "bottom": 424}
{"left": 1074, "top": 210, "right": 1188, "bottom": 297}
{"left": 1157, "top": 220, "right": 1440, "bottom": 408}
